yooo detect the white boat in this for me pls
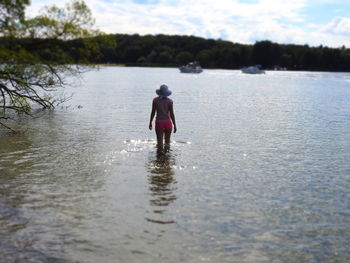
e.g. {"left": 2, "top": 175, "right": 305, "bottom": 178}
{"left": 241, "top": 65, "right": 265, "bottom": 74}
{"left": 179, "top": 62, "right": 203, "bottom": 73}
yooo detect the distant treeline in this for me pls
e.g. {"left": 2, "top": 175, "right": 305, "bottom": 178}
{"left": 95, "top": 34, "right": 350, "bottom": 72}
{"left": 6, "top": 34, "right": 350, "bottom": 71}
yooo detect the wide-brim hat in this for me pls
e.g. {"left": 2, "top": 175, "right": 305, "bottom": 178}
{"left": 156, "top": 84, "right": 172, "bottom": 97}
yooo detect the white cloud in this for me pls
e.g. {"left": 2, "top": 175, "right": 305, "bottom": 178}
{"left": 26, "top": 0, "right": 350, "bottom": 47}
{"left": 81, "top": 0, "right": 308, "bottom": 41}
{"left": 321, "top": 17, "right": 350, "bottom": 35}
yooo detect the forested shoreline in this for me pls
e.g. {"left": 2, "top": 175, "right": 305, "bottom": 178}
{"left": 91, "top": 34, "right": 350, "bottom": 72}
{"left": 4, "top": 33, "right": 350, "bottom": 72}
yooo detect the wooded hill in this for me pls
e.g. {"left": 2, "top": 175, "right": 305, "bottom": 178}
{"left": 8, "top": 33, "right": 350, "bottom": 71}
{"left": 92, "top": 34, "right": 350, "bottom": 72}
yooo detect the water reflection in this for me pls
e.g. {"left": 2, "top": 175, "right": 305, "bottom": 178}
{"left": 146, "top": 146, "right": 177, "bottom": 224}
{"left": 0, "top": 111, "right": 108, "bottom": 263}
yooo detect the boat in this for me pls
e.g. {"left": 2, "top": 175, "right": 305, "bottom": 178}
{"left": 241, "top": 65, "right": 265, "bottom": 74}
{"left": 179, "top": 62, "right": 203, "bottom": 73}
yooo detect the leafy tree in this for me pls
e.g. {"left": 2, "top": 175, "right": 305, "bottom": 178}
{"left": 123, "top": 46, "right": 144, "bottom": 62}
{"left": 175, "top": 51, "right": 193, "bottom": 65}
{"left": 0, "top": 0, "right": 115, "bottom": 131}
{"left": 158, "top": 50, "right": 172, "bottom": 64}
{"left": 196, "top": 49, "right": 215, "bottom": 67}
{"left": 302, "top": 50, "right": 320, "bottom": 70}
{"left": 252, "top": 40, "right": 281, "bottom": 68}
{"left": 280, "top": 53, "right": 293, "bottom": 68}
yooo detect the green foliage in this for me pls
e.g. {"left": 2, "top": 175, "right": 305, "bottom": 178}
{"left": 0, "top": 0, "right": 30, "bottom": 36}
{"left": 0, "top": 0, "right": 116, "bottom": 130}
{"left": 175, "top": 51, "right": 194, "bottom": 65}
{"left": 196, "top": 49, "right": 215, "bottom": 67}
{"left": 12, "top": 96, "right": 31, "bottom": 114}
{"left": 97, "top": 34, "right": 350, "bottom": 72}
{"left": 252, "top": 41, "right": 281, "bottom": 68}
{"left": 24, "top": 0, "right": 98, "bottom": 40}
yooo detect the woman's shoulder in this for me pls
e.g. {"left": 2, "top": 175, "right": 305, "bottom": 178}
{"left": 153, "top": 97, "right": 173, "bottom": 103}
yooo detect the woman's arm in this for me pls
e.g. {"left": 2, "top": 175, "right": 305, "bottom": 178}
{"left": 149, "top": 100, "right": 156, "bottom": 130}
{"left": 169, "top": 103, "right": 177, "bottom": 133}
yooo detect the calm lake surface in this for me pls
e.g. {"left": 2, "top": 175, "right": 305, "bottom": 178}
{"left": 1, "top": 67, "right": 350, "bottom": 263}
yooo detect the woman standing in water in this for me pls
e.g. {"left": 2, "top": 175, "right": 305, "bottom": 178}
{"left": 149, "top": 84, "right": 177, "bottom": 148}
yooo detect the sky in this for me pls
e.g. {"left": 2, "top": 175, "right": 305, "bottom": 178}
{"left": 27, "top": 0, "right": 350, "bottom": 47}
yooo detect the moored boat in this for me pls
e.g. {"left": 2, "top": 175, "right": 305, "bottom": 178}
{"left": 179, "top": 62, "right": 203, "bottom": 73}
{"left": 241, "top": 65, "right": 265, "bottom": 74}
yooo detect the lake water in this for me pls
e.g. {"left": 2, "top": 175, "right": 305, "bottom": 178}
{"left": 1, "top": 67, "right": 350, "bottom": 263}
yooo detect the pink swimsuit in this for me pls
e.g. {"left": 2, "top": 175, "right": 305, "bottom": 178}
{"left": 153, "top": 97, "right": 173, "bottom": 130}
